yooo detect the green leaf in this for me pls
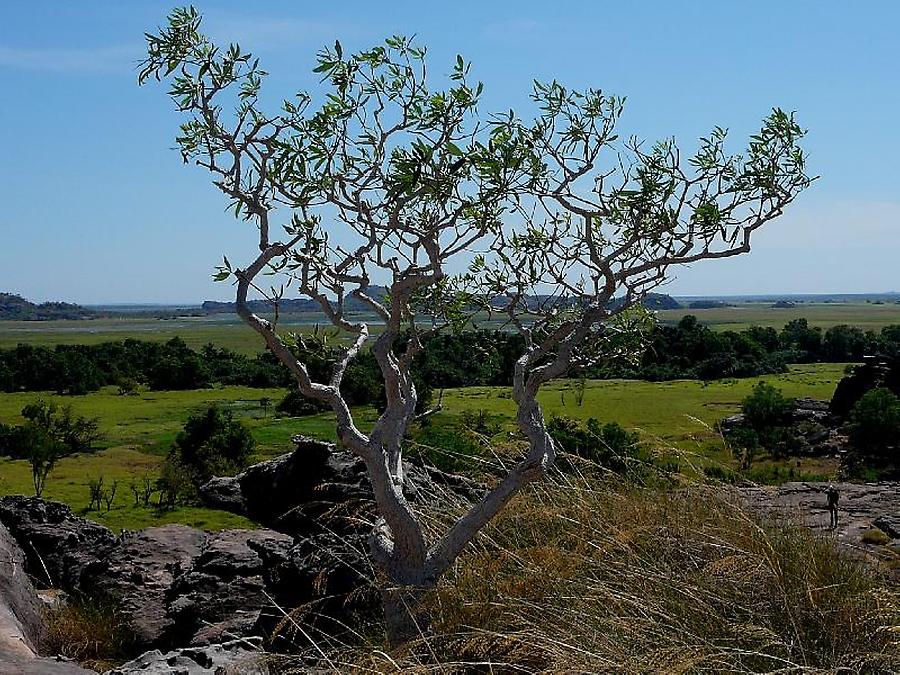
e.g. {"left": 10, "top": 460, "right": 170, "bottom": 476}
{"left": 446, "top": 141, "right": 464, "bottom": 157}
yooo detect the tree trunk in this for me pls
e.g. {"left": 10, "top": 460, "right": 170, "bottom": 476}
{"left": 381, "top": 583, "right": 429, "bottom": 647}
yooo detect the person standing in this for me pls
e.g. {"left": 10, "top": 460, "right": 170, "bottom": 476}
{"left": 825, "top": 484, "right": 839, "bottom": 529}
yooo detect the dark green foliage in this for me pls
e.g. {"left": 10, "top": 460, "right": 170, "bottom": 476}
{"left": 848, "top": 388, "right": 900, "bottom": 463}
{"left": 167, "top": 405, "right": 255, "bottom": 490}
{"left": 276, "top": 389, "right": 329, "bottom": 417}
{"left": 0, "top": 399, "right": 102, "bottom": 495}
{"left": 779, "top": 318, "right": 823, "bottom": 363}
{"left": 548, "top": 416, "right": 643, "bottom": 474}
{"left": 0, "top": 292, "right": 95, "bottom": 320}
{"left": 406, "top": 425, "right": 485, "bottom": 475}
{"left": 742, "top": 382, "right": 794, "bottom": 435}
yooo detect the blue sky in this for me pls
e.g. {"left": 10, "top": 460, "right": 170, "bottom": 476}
{"left": 1, "top": 1, "right": 898, "bottom": 303}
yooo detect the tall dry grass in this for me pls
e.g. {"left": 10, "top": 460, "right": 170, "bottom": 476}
{"left": 287, "top": 472, "right": 900, "bottom": 674}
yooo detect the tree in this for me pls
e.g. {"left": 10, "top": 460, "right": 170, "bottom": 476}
{"left": 140, "top": 7, "right": 811, "bottom": 644}
{"left": 742, "top": 382, "right": 794, "bottom": 437}
{"left": 848, "top": 388, "right": 900, "bottom": 463}
{"left": 0, "top": 400, "right": 102, "bottom": 496}
{"left": 168, "top": 405, "right": 255, "bottom": 488}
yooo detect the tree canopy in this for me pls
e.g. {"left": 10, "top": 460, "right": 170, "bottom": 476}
{"left": 140, "top": 6, "right": 812, "bottom": 643}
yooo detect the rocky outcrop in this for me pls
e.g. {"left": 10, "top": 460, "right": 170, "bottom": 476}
{"left": 0, "top": 521, "right": 45, "bottom": 655}
{"left": 168, "top": 529, "right": 294, "bottom": 646}
{"left": 0, "top": 495, "right": 117, "bottom": 589}
{"left": 104, "top": 639, "right": 268, "bottom": 675}
{"left": 830, "top": 358, "right": 900, "bottom": 418}
{"left": 82, "top": 525, "right": 207, "bottom": 648}
{"left": 1, "top": 521, "right": 96, "bottom": 674}
{"left": 738, "top": 481, "right": 900, "bottom": 552}
{"left": 200, "top": 435, "right": 483, "bottom": 538}
{"left": 0, "top": 439, "right": 482, "bottom": 668}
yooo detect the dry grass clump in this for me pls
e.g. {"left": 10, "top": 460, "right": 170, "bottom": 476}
{"left": 43, "top": 596, "right": 137, "bottom": 671}
{"left": 310, "top": 474, "right": 900, "bottom": 674}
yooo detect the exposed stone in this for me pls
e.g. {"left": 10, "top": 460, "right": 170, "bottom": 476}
{"left": 0, "top": 496, "right": 117, "bottom": 590}
{"left": 737, "top": 481, "right": 900, "bottom": 552}
{"left": 1, "top": 521, "right": 96, "bottom": 674}
{"left": 104, "top": 639, "right": 268, "bottom": 675}
{"left": 873, "top": 515, "right": 900, "bottom": 539}
{"left": 82, "top": 525, "right": 207, "bottom": 648}
{"left": 168, "top": 529, "right": 294, "bottom": 646}
{"left": 200, "top": 435, "right": 483, "bottom": 539}
{"left": 0, "top": 520, "right": 45, "bottom": 656}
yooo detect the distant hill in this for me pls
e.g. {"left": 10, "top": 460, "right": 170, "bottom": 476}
{"left": 203, "top": 289, "right": 681, "bottom": 316}
{"left": 0, "top": 293, "right": 97, "bottom": 321}
{"left": 202, "top": 286, "right": 390, "bottom": 315}
{"left": 641, "top": 293, "right": 682, "bottom": 310}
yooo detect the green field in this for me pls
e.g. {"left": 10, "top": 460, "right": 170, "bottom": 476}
{"left": 659, "top": 300, "right": 900, "bottom": 331}
{"left": 2, "top": 300, "right": 899, "bottom": 355}
{"left": 0, "top": 363, "right": 846, "bottom": 531}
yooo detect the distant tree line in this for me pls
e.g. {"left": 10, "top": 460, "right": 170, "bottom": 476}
{"left": 2, "top": 319, "right": 900, "bottom": 399}
{"left": 0, "top": 337, "right": 292, "bottom": 394}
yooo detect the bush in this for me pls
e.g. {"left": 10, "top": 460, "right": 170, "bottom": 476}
{"left": 167, "top": 405, "right": 255, "bottom": 490}
{"left": 276, "top": 389, "right": 329, "bottom": 417}
{"left": 848, "top": 387, "right": 900, "bottom": 463}
{"left": 742, "top": 382, "right": 794, "bottom": 435}
{"left": 0, "top": 400, "right": 103, "bottom": 496}
{"left": 547, "top": 416, "right": 642, "bottom": 474}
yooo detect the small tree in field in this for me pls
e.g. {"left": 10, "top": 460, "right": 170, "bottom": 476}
{"left": 140, "top": 7, "right": 811, "bottom": 643}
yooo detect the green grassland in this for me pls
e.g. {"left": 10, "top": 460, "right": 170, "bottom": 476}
{"left": 2, "top": 300, "right": 899, "bottom": 355}
{"left": 659, "top": 300, "right": 900, "bottom": 331}
{"left": 0, "top": 363, "right": 846, "bottom": 531}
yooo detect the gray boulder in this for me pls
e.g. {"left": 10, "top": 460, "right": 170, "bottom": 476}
{"left": 874, "top": 515, "right": 900, "bottom": 539}
{"left": 82, "top": 525, "right": 207, "bottom": 648}
{"left": 104, "top": 639, "right": 268, "bottom": 675}
{"left": 200, "top": 435, "right": 482, "bottom": 538}
{"left": 0, "top": 495, "right": 117, "bottom": 590}
{"left": 0, "top": 520, "right": 45, "bottom": 654}
{"left": 168, "top": 529, "right": 294, "bottom": 646}
{"left": 1, "top": 521, "right": 96, "bottom": 674}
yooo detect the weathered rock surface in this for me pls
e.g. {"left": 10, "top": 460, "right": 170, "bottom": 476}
{"left": 1, "top": 521, "right": 96, "bottom": 674}
{"left": 0, "top": 438, "right": 482, "bottom": 667}
{"left": 82, "top": 525, "right": 207, "bottom": 648}
{"left": 169, "top": 529, "right": 294, "bottom": 646}
{"left": 104, "top": 639, "right": 268, "bottom": 675}
{"left": 0, "top": 520, "right": 45, "bottom": 655}
{"left": 201, "top": 435, "right": 482, "bottom": 538}
{"left": 0, "top": 495, "right": 117, "bottom": 590}
{"left": 738, "top": 481, "right": 900, "bottom": 551}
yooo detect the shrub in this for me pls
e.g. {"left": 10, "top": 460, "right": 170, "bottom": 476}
{"left": 167, "top": 405, "right": 255, "bottom": 489}
{"left": 547, "top": 416, "right": 642, "bottom": 474}
{"left": 742, "top": 382, "right": 793, "bottom": 435}
{"left": 0, "top": 400, "right": 103, "bottom": 496}
{"left": 848, "top": 387, "right": 900, "bottom": 463}
{"left": 276, "top": 389, "right": 329, "bottom": 417}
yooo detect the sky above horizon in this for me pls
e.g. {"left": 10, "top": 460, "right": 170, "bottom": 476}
{"left": 1, "top": 1, "right": 898, "bottom": 303}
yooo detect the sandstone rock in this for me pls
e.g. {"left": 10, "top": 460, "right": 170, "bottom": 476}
{"left": 1, "top": 521, "right": 96, "bottom": 674}
{"left": 201, "top": 437, "right": 371, "bottom": 538}
{"left": 0, "top": 520, "right": 45, "bottom": 656}
{"left": 737, "top": 481, "right": 900, "bottom": 553}
{"left": 200, "top": 435, "right": 483, "bottom": 539}
{"left": 104, "top": 639, "right": 268, "bottom": 675}
{"left": 168, "top": 529, "right": 294, "bottom": 646}
{"left": 873, "top": 515, "right": 900, "bottom": 539}
{"left": 0, "top": 496, "right": 116, "bottom": 590}
{"left": 82, "top": 525, "right": 207, "bottom": 648}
